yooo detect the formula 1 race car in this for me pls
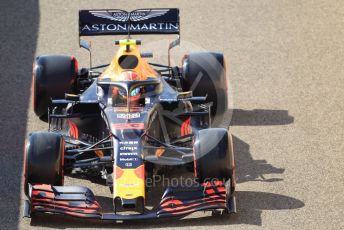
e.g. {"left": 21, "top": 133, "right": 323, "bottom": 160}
{"left": 23, "top": 8, "right": 236, "bottom": 221}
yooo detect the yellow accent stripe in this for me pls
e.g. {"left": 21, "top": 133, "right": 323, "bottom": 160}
{"left": 118, "top": 39, "right": 137, "bottom": 46}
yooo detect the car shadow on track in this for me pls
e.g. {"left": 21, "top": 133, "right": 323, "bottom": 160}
{"left": 234, "top": 135, "right": 285, "bottom": 183}
{"left": 0, "top": 1, "right": 39, "bottom": 229}
{"left": 230, "top": 109, "right": 294, "bottom": 126}
{"left": 226, "top": 109, "right": 292, "bottom": 183}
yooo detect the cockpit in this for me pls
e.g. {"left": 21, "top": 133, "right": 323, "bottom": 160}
{"left": 96, "top": 78, "right": 161, "bottom": 110}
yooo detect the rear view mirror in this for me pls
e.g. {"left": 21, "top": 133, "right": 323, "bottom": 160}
{"left": 168, "top": 36, "right": 180, "bottom": 50}
{"left": 80, "top": 39, "right": 91, "bottom": 51}
{"left": 141, "top": 52, "right": 153, "bottom": 58}
{"left": 168, "top": 36, "right": 180, "bottom": 66}
{"left": 79, "top": 39, "right": 92, "bottom": 70}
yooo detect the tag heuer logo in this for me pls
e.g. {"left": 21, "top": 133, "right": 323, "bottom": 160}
{"left": 117, "top": 113, "right": 141, "bottom": 119}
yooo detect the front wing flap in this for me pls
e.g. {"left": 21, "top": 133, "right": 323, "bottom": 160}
{"left": 25, "top": 180, "right": 230, "bottom": 221}
{"left": 158, "top": 180, "right": 227, "bottom": 217}
{"left": 28, "top": 184, "right": 101, "bottom": 219}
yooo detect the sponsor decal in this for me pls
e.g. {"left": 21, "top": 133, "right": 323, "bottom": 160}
{"left": 119, "top": 152, "right": 138, "bottom": 156}
{"left": 89, "top": 9, "right": 170, "bottom": 22}
{"left": 119, "top": 141, "right": 139, "bottom": 145}
{"left": 112, "top": 123, "right": 144, "bottom": 130}
{"left": 81, "top": 23, "right": 178, "bottom": 33}
{"left": 120, "top": 146, "right": 137, "bottom": 151}
{"left": 117, "top": 138, "right": 141, "bottom": 168}
{"left": 119, "top": 158, "right": 137, "bottom": 161}
{"left": 116, "top": 112, "right": 141, "bottom": 119}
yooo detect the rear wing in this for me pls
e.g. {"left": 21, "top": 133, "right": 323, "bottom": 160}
{"left": 79, "top": 8, "right": 180, "bottom": 37}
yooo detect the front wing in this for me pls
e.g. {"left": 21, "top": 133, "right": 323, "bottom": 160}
{"left": 24, "top": 180, "right": 235, "bottom": 221}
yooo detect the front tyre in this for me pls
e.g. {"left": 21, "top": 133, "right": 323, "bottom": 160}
{"left": 193, "top": 128, "right": 235, "bottom": 193}
{"left": 23, "top": 132, "right": 64, "bottom": 196}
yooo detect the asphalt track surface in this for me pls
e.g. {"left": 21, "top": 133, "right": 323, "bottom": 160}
{"left": 0, "top": 0, "right": 343, "bottom": 229}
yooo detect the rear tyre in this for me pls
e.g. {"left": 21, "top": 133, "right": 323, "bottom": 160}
{"left": 193, "top": 128, "right": 235, "bottom": 192}
{"left": 32, "top": 55, "right": 78, "bottom": 121}
{"left": 24, "top": 132, "right": 64, "bottom": 196}
{"left": 182, "top": 52, "right": 228, "bottom": 122}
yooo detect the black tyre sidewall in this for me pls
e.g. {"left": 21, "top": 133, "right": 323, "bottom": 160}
{"left": 182, "top": 52, "right": 228, "bottom": 120}
{"left": 32, "top": 55, "right": 77, "bottom": 120}
{"left": 194, "top": 128, "right": 234, "bottom": 183}
{"left": 24, "top": 132, "right": 64, "bottom": 196}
